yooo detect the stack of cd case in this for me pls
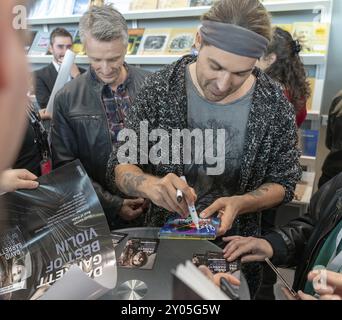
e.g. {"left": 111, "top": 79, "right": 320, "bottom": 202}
{"left": 158, "top": 214, "right": 220, "bottom": 240}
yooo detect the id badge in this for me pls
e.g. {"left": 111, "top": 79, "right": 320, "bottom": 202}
{"left": 40, "top": 157, "right": 52, "bottom": 175}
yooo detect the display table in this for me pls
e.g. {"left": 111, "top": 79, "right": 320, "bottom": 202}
{"left": 101, "top": 227, "right": 250, "bottom": 300}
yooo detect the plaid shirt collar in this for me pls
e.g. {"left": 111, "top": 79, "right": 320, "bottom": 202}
{"left": 89, "top": 62, "right": 131, "bottom": 93}
{"left": 92, "top": 63, "right": 132, "bottom": 145}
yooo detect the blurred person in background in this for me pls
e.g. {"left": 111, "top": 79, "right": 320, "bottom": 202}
{"left": 257, "top": 27, "right": 311, "bottom": 127}
{"left": 34, "top": 27, "right": 86, "bottom": 111}
{"left": 0, "top": 0, "right": 33, "bottom": 235}
{"left": 255, "top": 26, "right": 311, "bottom": 299}
{"left": 0, "top": 0, "right": 29, "bottom": 173}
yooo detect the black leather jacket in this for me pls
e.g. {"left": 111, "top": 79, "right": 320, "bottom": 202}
{"left": 264, "top": 172, "right": 342, "bottom": 291}
{"left": 51, "top": 66, "right": 150, "bottom": 228}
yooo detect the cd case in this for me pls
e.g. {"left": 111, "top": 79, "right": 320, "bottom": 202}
{"left": 158, "top": 214, "right": 220, "bottom": 240}
{"left": 111, "top": 232, "right": 128, "bottom": 248}
{"left": 192, "top": 251, "right": 241, "bottom": 274}
{"left": 118, "top": 237, "right": 159, "bottom": 270}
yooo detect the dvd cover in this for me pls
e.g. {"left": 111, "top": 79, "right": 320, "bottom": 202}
{"left": 158, "top": 214, "right": 220, "bottom": 240}
{"left": 118, "top": 237, "right": 159, "bottom": 270}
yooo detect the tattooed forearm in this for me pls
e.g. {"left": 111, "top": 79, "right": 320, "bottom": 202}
{"left": 237, "top": 183, "right": 285, "bottom": 215}
{"left": 120, "top": 173, "right": 147, "bottom": 197}
{"left": 248, "top": 183, "right": 275, "bottom": 199}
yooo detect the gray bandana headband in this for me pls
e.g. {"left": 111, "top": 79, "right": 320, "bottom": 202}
{"left": 200, "top": 20, "right": 269, "bottom": 59}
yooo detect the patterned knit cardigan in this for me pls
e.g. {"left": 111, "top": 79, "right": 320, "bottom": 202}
{"left": 107, "top": 55, "right": 301, "bottom": 231}
{"left": 106, "top": 55, "right": 302, "bottom": 298}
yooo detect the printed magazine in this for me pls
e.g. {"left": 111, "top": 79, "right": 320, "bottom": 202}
{"left": 0, "top": 160, "right": 116, "bottom": 300}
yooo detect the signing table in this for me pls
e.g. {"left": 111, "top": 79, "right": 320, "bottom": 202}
{"left": 101, "top": 227, "right": 250, "bottom": 300}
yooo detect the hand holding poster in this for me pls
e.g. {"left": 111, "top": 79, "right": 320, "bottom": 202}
{"left": 0, "top": 160, "right": 117, "bottom": 300}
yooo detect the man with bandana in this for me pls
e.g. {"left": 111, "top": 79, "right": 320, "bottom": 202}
{"left": 106, "top": 0, "right": 301, "bottom": 298}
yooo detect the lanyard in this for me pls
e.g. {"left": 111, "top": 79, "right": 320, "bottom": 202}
{"left": 27, "top": 107, "right": 51, "bottom": 159}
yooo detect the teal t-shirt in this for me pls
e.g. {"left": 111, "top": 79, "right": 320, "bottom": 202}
{"left": 304, "top": 219, "right": 342, "bottom": 295}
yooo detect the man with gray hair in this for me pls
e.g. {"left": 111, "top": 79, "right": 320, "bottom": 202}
{"left": 51, "top": 5, "right": 150, "bottom": 230}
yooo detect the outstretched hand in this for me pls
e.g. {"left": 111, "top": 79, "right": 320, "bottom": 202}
{"left": 222, "top": 236, "right": 274, "bottom": 263}
{"left": 200, "top": 196, "right": 241, "bottom": 236}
